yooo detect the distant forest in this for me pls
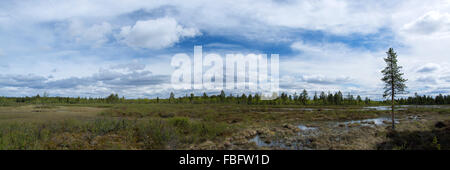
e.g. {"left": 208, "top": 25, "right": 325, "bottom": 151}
{"left": 1, "top": 90, "right": 450, "bottom": 105}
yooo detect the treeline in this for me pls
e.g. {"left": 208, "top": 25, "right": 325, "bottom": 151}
{"left": 167, "top": 90, "right": 374, "bottom": 105}
{"left": 395, "top": 93, "right": 450, "bottom": 105}
{"left": 0, "top": 90, "right": 375, "bottom": 105}
{"left": 0, "top": 94, "right": 126, "bottom": 105}
{"left": 1, "top": 90, "right": 449, "bottom": 105}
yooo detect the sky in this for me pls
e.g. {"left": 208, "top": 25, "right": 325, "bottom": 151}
{"left": 1, "top": 0, "right": 450, "bottom": 99}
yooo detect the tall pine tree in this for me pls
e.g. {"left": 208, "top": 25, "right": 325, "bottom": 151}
{"left": 381, "top": 48, "right": 407, "bottom": 130}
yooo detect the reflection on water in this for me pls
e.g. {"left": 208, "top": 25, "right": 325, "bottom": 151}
{"left": 341, "top": 117, "right": 399, "bottom": 127}
{"left": 279, "top": 108, "right": 332, "bottom": 111}
{"left": 250, "top": 117, "right": 404, "bottom": 149}
{"left": 278, "top": 105, "right": 449, "bottom": 112}
{"left": 250, "top": 135, "right": 288, "bottom": 148}
{"left": 250, "top": 135, "right": 313, "bottom": 150}
{"left": 297, "top": 125, "right": 318, "bottom": 131}
{"left": 363, "top": 106, "right": 406, "bottom": 111}
{"left": 249, "top": 106, "right": 435, "bottom": 150}
{"left": 364, "top": 105, "right": 450, "bottom": 111}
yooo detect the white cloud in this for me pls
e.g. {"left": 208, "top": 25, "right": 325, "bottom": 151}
{"left": 402, "top": 11, "right": 450, "bottom": 36}
{"left": 290, "top": 41, "right": 353, "bottom": 56}
{"left": 416, "top": 75, "right": 438, "bottom": 84}
{"left": 110, "top": 61, "right": 146, "bottom": 72}
{"left": 416, "top": 63, "right": 440, "bottom": 73}
{"left": 117, "top": 17, "right": 200, "bottom": 49}
{"left": 300, "top": 74, "right": 352, "bottom": 85}
{"left": 247, "top": 0, "right": 388, "bottom": 35}
{"left": 66, "top": 20, "right": 113, "bottom": 47}
{"left": 442, "top": 75, "right": 450, "bottom": 82}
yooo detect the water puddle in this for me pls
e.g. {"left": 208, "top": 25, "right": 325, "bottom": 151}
{"left": 363, "top": 105, "right": 450, "bottom": 111}
{"left": 250, "top": 135, "right": 289, "bottom": 148}
{"left": 278, "top": 108, "right": 332, "bottom": 111}
{"left": 250, "top": 135, "right": 314, "bottom": 150}
{"left": 400, "top": 105, "right": 450, "bottom": 109}
{"left": 339, "top": 117, "right": 399, "bottom": 127}
{"left": 297, "top": 125, "right": 318, "bottom": 131}
{"left": 280, "top": 106, "right": 407, "bottom": 112}
{"left": 249, "top": 114, "right": 423, "bottom": 149}
{"left": 250, "top": 124, "right": 318, "bottom": 149}
{"left": 363, "top": 106, "right": 406, "bottom": 111}
{"left": 280, "top": 105, "right": 449, "bottom": 112}
{"left": 406, "top": 115, "right": 420, "bottom": 120}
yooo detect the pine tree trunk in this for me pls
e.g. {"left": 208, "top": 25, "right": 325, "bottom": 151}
{"left": 391, "top": 86, "right": 395, "bottom": 130}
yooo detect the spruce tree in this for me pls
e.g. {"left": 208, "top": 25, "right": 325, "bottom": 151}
{"left": 169, "top": 92, "right": 175, "bottom": 103}
{"left": 219, "top": 90, "right": 226, "bottom": 103}
{"left": 300, "top": 89, "right": 308, "bottom": 105}
{"left": 313, "top": 91, "right": 318, "bottom": 104}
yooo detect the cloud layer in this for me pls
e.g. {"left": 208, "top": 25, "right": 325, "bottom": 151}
{"left": 1, "top": 0, "right": 450, "bottom": 99}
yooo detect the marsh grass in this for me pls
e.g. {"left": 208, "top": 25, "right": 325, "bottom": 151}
{"left": 100, "top": 104, "right": 386, "bottom": 125}
{"left": 0, "top": 104, "right": 448, "bottom": 150}
{"left": 377, "top": 120, "right": 449, "bottom": 150}
{"left": 0, "top": 117, "right": 230, "bottom": 150}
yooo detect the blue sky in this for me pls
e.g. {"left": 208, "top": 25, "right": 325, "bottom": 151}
{"left": 1, "top": 0, "right": 450, "bottom": 99}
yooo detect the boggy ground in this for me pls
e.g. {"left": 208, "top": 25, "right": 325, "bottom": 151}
{"left": 0, "top": 104, "right": 448, "bottom": 150}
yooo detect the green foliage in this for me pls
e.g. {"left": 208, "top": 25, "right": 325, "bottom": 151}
{"left": 431, "top": 136, "right": 441, "bottom": 150}
{"left": 381, "top": 48, "right": 408, "bottom": 129}
{"left": 381, "top": 48, "right": 408, "bottom": 98}
{"left": 2, "top": 88, "right": 450, "bottom": 106}
{"left": 168, "top": 117, "right": 190, "bottom": 128}
{"left": 106, "top": 93, "right": 120, "bottom": 103}
{"left": 396, "top": 93, "right": 450, "bottom": 105}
